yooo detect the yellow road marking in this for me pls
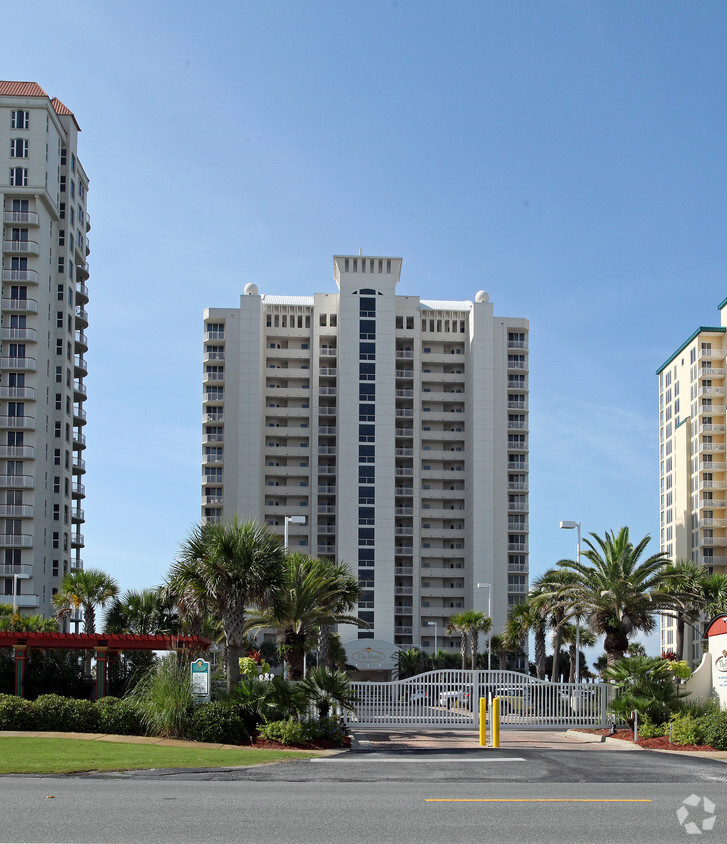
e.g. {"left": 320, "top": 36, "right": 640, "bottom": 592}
{"left": 426, "top": 798, "right": 652, "bottom": 803}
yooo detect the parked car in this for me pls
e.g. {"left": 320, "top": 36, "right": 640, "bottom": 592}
{"left": 407, "top": 687, "right": 428, "bottom": 703}
{"left": 438, "top": 688, "right": 472, "bottom": 708}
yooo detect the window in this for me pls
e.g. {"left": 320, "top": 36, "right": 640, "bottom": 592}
{"left": 9, "top": 168, "right": 27, "bottom": 187}
{"left": 10, "top": 139, "right": 28, "bottom": 158}
{"left": 11, "top": 111, "right": 29, "bottom": 129}
{"left": 60, "top": 175, "right": 66, "bottom": 193}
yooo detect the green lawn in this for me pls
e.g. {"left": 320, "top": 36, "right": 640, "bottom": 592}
{"left": 0, "top": 737, "right": 318, "bottom": 774}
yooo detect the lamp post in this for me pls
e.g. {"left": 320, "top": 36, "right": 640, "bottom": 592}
{"left": 559, "top": 520, "right": 581, "bottom": 684}
{"left": 10, "top": 566, "right": 30, "bottom": 615}
{"left": 284, "top": 515, "right": 306, "bottom": 553}
{"left": 426, "top": 621, "right": 438, "bottom": 655}
{"left": 476, "top": 582, "right": 492, "bottom": 671}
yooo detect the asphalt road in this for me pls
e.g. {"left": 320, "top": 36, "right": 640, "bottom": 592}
{"left": 2, "top": 749, "right": 726, "bottom": 844}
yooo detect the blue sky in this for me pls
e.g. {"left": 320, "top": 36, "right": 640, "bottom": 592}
{"left": 6, "top": 1, "right": 727, "bottom": 656}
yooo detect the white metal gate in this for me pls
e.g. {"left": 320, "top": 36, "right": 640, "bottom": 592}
{"left": 347, "top": 670, "right": 611, "bottom": 730}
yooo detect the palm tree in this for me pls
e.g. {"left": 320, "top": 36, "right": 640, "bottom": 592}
{"left": 314, "top": 561, "right": 360, "bottom": 670}
{"left": 167, "top": 518, "right": 285, "bottom": 692}
{"left": 446, "top": 611, "right": 471, "bottom": 670}
{"left": 397, "top": 647, "right": 430, "bottom": 679}
{"left": 52, "top": 568, "right": 119, "bottom": 634}
{"left": 299, "top": 667, "right": 359, "bottom": 719}
{"left": 530, "top": 568, "right": 581, "bottom": 681}
{"left": 560, "top": 623, "right": 596, "bottom": 683}
{"left": 660, "top": 559, "right": 709, "bottom": 661}
{"left": 702, "top": 573, "right": 727, "bottom": 618}
{"left": 249, "top": 553, "right": 364, "bottom": 680}
{"left": 557, "top": 527, "right": 670, "bottom": 666}
{"left": 0, "top": 603, "right": 58, "bottom": 632}
{"left": 104, "top": 588, "right": 180, "bottom": 635}
{"left": 504, "top": 600, "right": 548, "bottom": 679}
{"left": 466, "top": 610, "right": 492, "bottom": 671}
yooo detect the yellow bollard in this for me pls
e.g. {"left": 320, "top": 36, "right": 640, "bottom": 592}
{"left": 492, "top": 696, "right": 500, "bottom": 748}
{"left": 479, "top": 697, "right": 487, "bottom": 747}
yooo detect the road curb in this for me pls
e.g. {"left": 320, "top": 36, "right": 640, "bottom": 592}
{"left": 565, "top": 729, "right": 644, "bottom": 750}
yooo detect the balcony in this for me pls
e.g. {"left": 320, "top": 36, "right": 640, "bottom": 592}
{"left": 203, "top": 433, "right": 224, "bottom": 444}
{"left": 202, "top": 454, "right": 224, "bottom": 466}
{"left": 701, "top": 536, "right": 727, "bottom": 547}
{"left": 318, "top": 426, "right": 336, "bottom": 435}
{"left": 699, "top": 480, "right": 727, "bottom": 491}
{"left": 2, "top": 298, "right": 38, "bottom": 313}
{"left": 76, "top": 262, "right": 89, "bottom": 282}
{"left": 1, "top": 357, "right": 36, "bottom": 371}
{"left": 3, "top": 240, "right": 39, "bottom": 255}
{"left": 202, "top": 495, "right": 223, "bottom": 506}
{"left": 73, "top": 430, "right": 86, "bottom": 449}
{"left": 0, "top": 505, "right": 33, "bottom": 518}
{"left": 508, "top": 560, "right": 529, "bottom": 572}
{"left": 71, "top": 507, "right": 85, "bottom": 522}
{"left": 204, "top": 350, "right": 225, "bottom": 362}
{"left": 395, "top": 526, "right": 414, "bottom": 536}
{"left": 71, "top": 533, "right": 84, "bottom": 547}
{"left": 0, "top": 563, "right": 31, "bottom": 578}
{"left": 319, "top": 367, "right": 337, "bottom": 376}
{"left": 319, "top": 347, "right": 337, "bottom": 357}
{"left": 204, "top": 330, "right": 225, "bottom": 342}
{"left": 319, "top": 386, "right": 337, "bottom": 396}
{"left": 12, "top": 595, "right": 39, "bottom": 609}
{"left": 2, "top": 269, "right": 38, "bottom": 284}
{"left": 700, "top": 424, "right": 726, "bottom": 434}
{"left": 73, "top": 406, "right": 87, "bottom": 425}
{"left": 394, "top": 586, "right": 413, "bottom": 596}
{"left": 74, "top": 331, "right": 88, "bottom": 353}
{"left": 72, "top": 481, "right": 86, "bottom": 498}
{"left": 0, "top": 386, "right": 35, "bottom": 400}
{"left": 74, "top": 355, "right": 88, "bottom": 377}
{"left": 0, "top": 415, "right": 34, "bottom": 429}
{"left": 508, "top": 542, "right": 529, "bottom": 552}
{"left": 699, "top": 442, "right": 726, "bottom": 453}
{"left": 72, "top": 455, "right": 86, "bottom": 473}
{"left": 395, "top": 566, "right": 413, "bottom": 575}
{"left": 699, "top": 386, "right": 726, "bottom": 398}
{"left": 0, "top": 328, "right": 36, "bottom": 343}
{"left": 394, "top": 626, "right": 413, "bottom": 635}
{"left": 0, "top": 534, "right": 32, "bottom": 548}
{"left": 75, "top": 306, "right": 89, "bottom": 328}
{"left": 508, "top": 501, "right": 528, "bottom": 511}
{"left": 0, "top": 446, "right": 34, "bottom": 459}
{"left": 318, "top": 446, "right": 336, "bottom": 455}
{"left": 395, "top": 427, "right": 414, "bottom": 437}
{"left": 4, "top": 211, "right": 39, "bottom": 225}
{"left": 698, "top": 404, "right": 726, "bottom": 416}
{"left": 700, "top": 367, "right": 725, "bottom": 378}
{"left": 203, "top": 372, "right": 225, "bottom": 383}
{"left": 76, "top": 282, "right": 89, "bottom": 302}
{"left": 73, "top": 381, "right": 87, "bottom": 400}
{"left": 317, "top": 545, "right": 335, "bottom": 557}
{"left": 698, "top": 498, "right": 726, "bottom": 510}
{"left": 700, "top": 461, "right": 726, "bottom": 472}
{"left": 395, "top": 350, "right": 414, "bottom": 359}
{"left": 508, "top": 399, "right": 527, "bottom": 410}
{"left": 318, "top": 485, "right": 336, "bottom": 494}
{"left": 507, "top": 339, "right": 528, "bottom": 349}
{"left": 507, "top": 420, "right": 528, "bottom": 430}
{"left": 507, "top": 360, "right": 527, "bottom": 370}
{"left": 507, "top": 461, "right": 529, "bottom": 471}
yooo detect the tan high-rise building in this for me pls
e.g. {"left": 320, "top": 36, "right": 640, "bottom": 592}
{"left": 658, "top": 299, "right": 727, "bottom": 664}
{"left": 0, "top": 83, "right": 89, "bottom": 618}
{"left": 202, "top": 255, "right": 529, "bottom": 657}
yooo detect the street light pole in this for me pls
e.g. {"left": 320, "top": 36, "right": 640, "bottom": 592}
{"left": 559, "top": 520, "right": 582, "bottom": 684}
{"left": 476, "top": 582, "right": 492, "bottom": 671}
{"left": 427, "top": 621, "right": 438, "bottom": 655}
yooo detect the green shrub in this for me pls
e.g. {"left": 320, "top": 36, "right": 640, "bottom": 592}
{"left": 700, "top": 707, "right": 727, "bottom": 751}
{"left": 32, "top": 694, "right": 76, "bottom": 731}
{"left": 258, "top": 717, "right": 308, "bottom": 746}
{"left": 304, "top": 716, "right": 347, "bottom": 745}
{"left": 64, "top": 698, "right": 100, "bottom": 732}
{"left": 0, "top": 694, "right": 34, "bottom": 729}
{"left": 670, "top": 712, "right": 705, "bottom": 746}
{"left": 637, "top": 718, "right": 666, "bottom": 739}
{"left": 95, "top": 696, "right": 144, "bottom": 736}
{"left": 189, "top": 702, "right": 247, "bottom": 745}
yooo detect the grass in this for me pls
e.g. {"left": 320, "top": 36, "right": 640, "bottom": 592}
{"left": 0, "top": 737, "right": 318, "bottom": 774}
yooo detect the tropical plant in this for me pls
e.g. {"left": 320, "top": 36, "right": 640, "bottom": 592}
{"left": 559, "top": 623, "right": 596, "bottom": 683}
{"left": 556, "top": 527, "right": 671, "bottom": 665}
{"left": 397, "top": 647, "right": 431, "bottom": 679}
{"left": 465, "top": 610, "right": 492, "bottom": 672}
{"left": 530, "top": 568, "right": 582, "bottom": 681}
{"left": 603, "top": 655, "right": 687, "bottom": 728}
{"left": 701, "top": 573, "right": 727, "bottom": 618}
{"left": 167, "top": 518, "right": 286, "bottom": 691}
{"left": 229, "top": 675, "right": 306, "bottom": 731}
{"left": 52, "top": 567, "right": 119, "bottom": 678}
{"left": 660, "top": 559, "right": 709, "bottom": 661}
{"left": 298, "top": 667, "right": 358, "bottom": 719}
{"left": 504, "top": 601, "right": 548, "bottom": 680}
{"left": 52, "top": 568, "right": 119, "bottom": 634}
{"left": 0, "top": 604, "right": 57, "bottom": 632}
{"left": 248, "top": 553, "right": 364, "bottom": 680}
{"left": 447, "top": 610, "right": 471, "bottom": 671}
{"left": 104, "top": 588, "right": 180, "bottom": 636}
{"left": 126, "top": 653, "right": 192, "bottom": 738}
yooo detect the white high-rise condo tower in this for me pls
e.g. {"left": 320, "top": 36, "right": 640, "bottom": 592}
{"left": 202, "top": 256, "right": 529, "bottom": 658}
{"left": 658, "top": 298, "right": 727, "bottom": 665}
{"left": 0, "top": 82, "right": 89, "bottom": 619}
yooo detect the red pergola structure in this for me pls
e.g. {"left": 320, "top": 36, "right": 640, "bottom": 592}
{"left": 0, "top": 632, "right": 210, "bottom": 699}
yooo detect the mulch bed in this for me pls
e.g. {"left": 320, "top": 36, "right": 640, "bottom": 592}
{"left": 248, "top": 735, "right": 351, "bottom": 751}
{"left": 577, "top": 728, "right": 717, "bottom": 752}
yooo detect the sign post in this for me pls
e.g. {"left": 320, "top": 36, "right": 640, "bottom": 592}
{"left": 191, "top": 658, "right": 211, "bottom": 705}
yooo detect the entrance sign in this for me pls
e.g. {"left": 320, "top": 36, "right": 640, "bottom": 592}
{"left": 191, "top": 658, "right": 211, "bottom": 705}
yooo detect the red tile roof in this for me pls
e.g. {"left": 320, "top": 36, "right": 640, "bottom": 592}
{"left": 0, "top": 81, "right": 48, "bottom": 97}
{"left": 51, "top": 97, "right": 80, "bottom": 130}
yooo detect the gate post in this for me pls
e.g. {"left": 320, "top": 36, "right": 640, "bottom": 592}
{"left": 14, "top": 644, "right": 28, "bottom": 698}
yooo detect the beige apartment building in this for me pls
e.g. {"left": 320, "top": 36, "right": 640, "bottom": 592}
{"left": 202, "top": 255, "right": 529, "bottom": 654}
{"left": 658, "top": 299, "right": 727, "bottom": 664}
{"left": 0, "top": 82, "right": 89, "bottom": 618}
